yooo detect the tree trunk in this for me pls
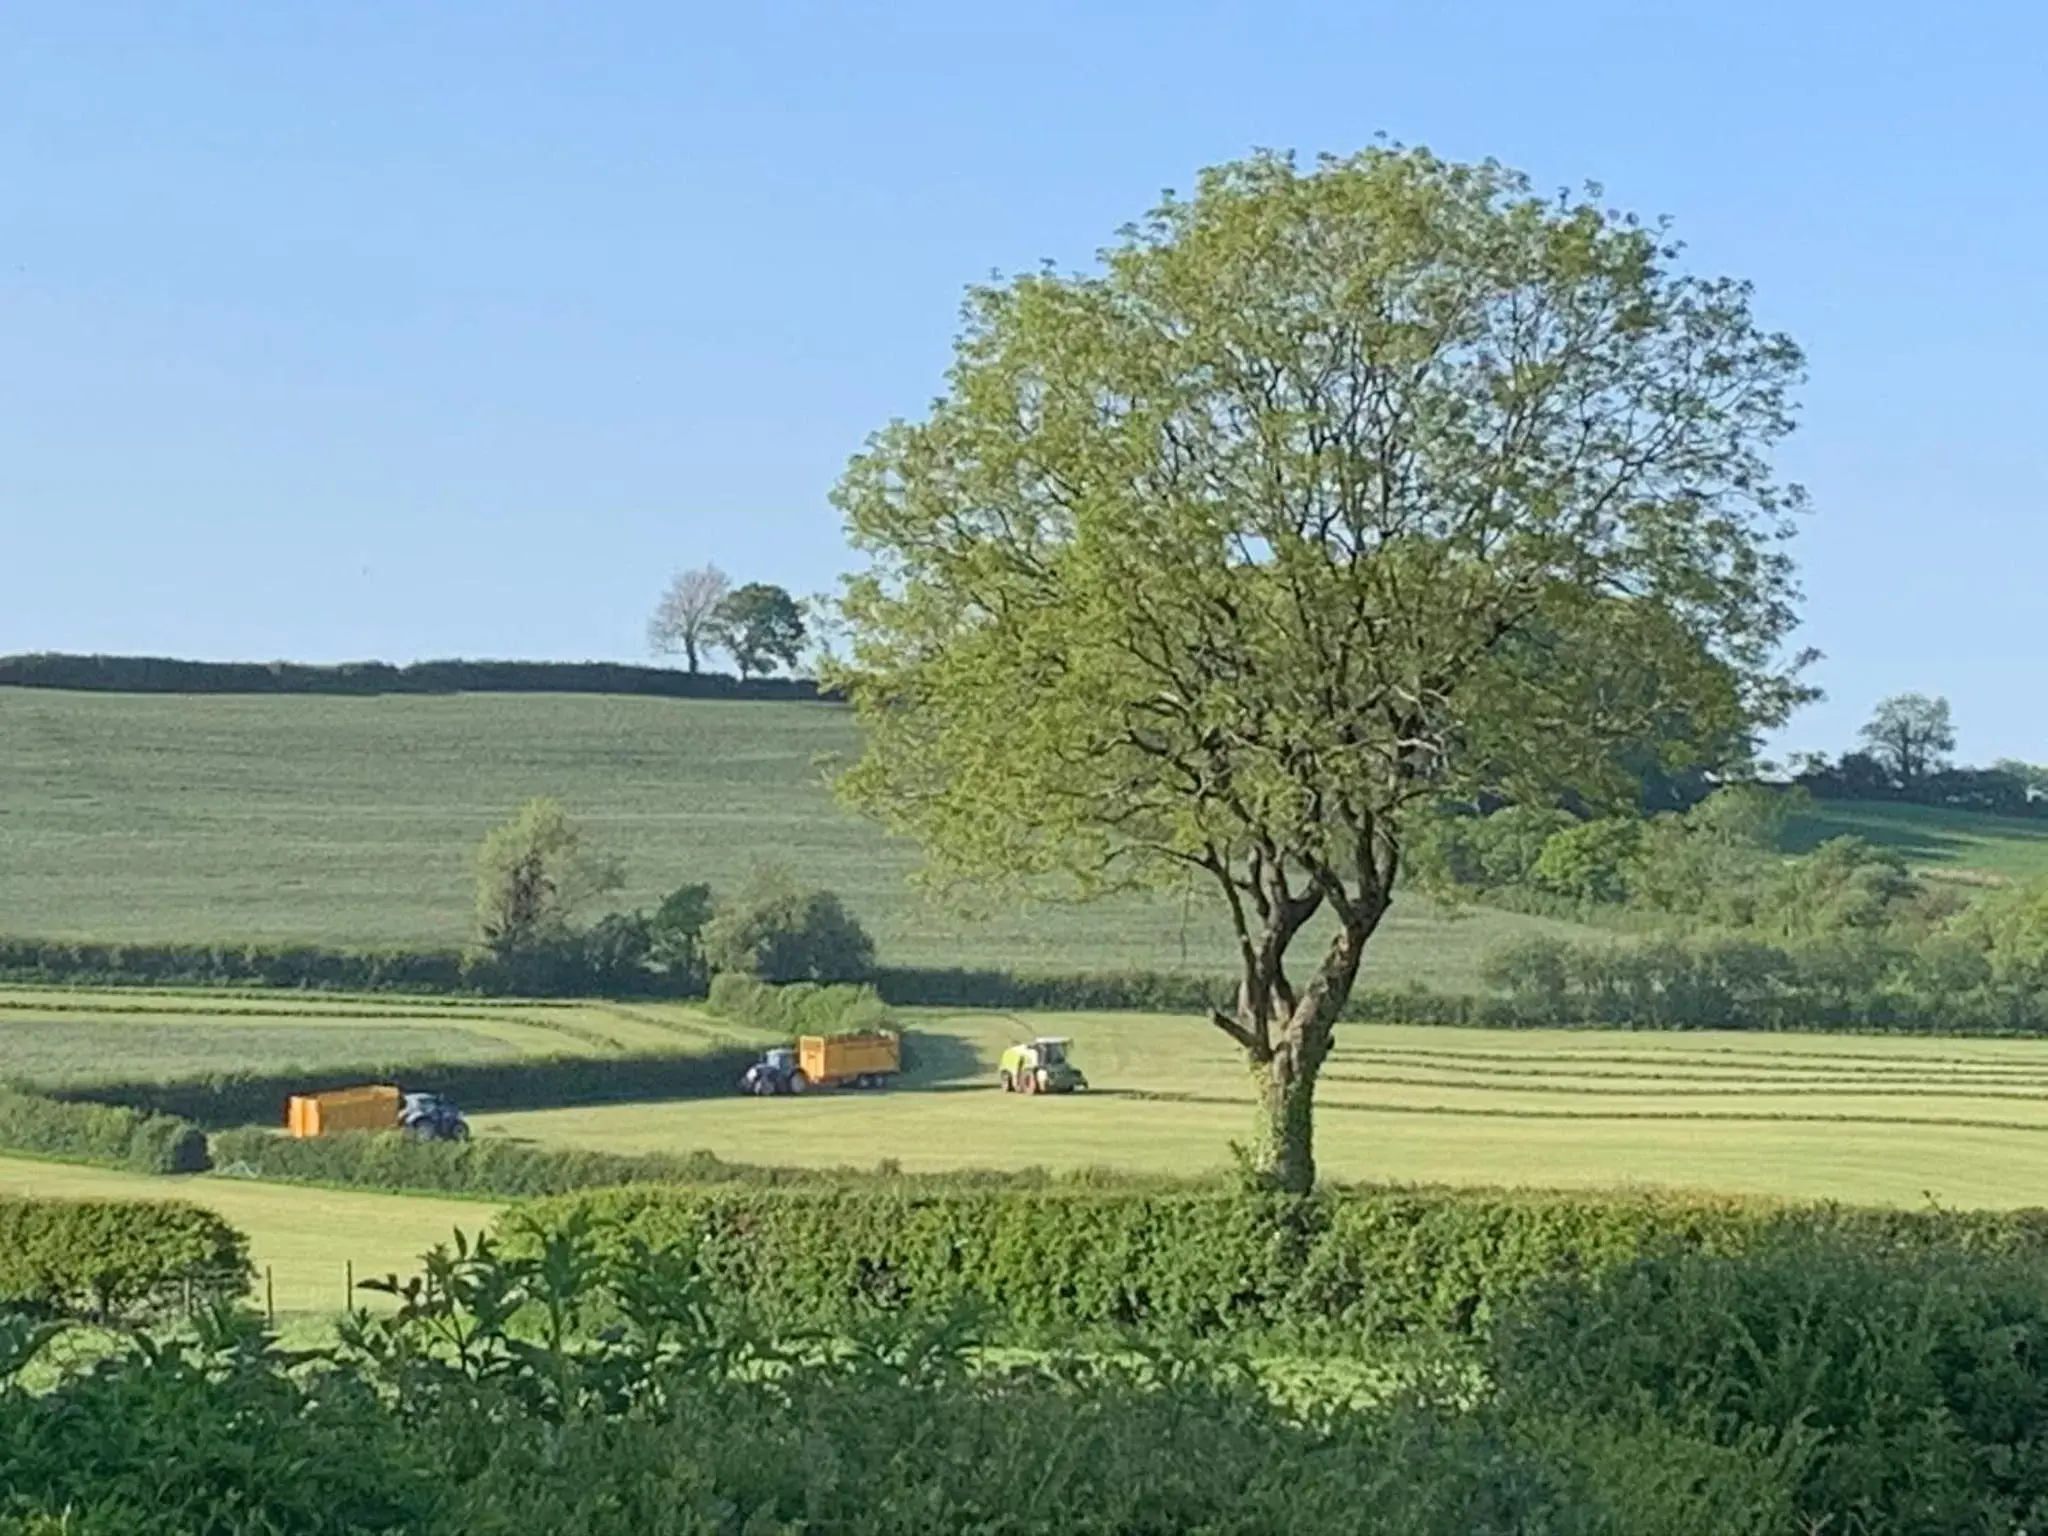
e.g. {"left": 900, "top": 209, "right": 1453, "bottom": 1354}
{"left": 1231, "top": 920, "right": 1368, "bottom": 1194}
{"left": 683, "top": 635, "right": 699, "bottom": 674}
{"left": 1247, "top": 1036, "right": 1324, "bottom": 1194}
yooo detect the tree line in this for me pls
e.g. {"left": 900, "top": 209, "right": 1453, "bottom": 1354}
{"left": 1792, "top": 691, "right": 2048, "bottom": 817}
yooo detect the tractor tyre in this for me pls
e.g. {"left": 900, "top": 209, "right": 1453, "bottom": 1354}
{"left": 1021, "top": 1072, "right": 1038, "bottom": 1095}
{"left": 789, "top": 1072, "right": 809, "bottom": 1095}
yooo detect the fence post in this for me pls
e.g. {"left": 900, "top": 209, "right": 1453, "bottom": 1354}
{"left": 346, "top": 1259, "right": 354, "bottom": 1310}
{"left": 265, "top": 1266, "right": 275, "bottom": 1326}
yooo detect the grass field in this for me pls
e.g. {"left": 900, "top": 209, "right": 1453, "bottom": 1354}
{"left": 0, "top": 988, "right": 775, "bottom": 1084}
{"left": 1787, "top": 798, "right": 2048, "bottom": 882}
{"left": 0, "top": 1156, "right": 495, "bottom": 1315}
{"left": 0, "top": 689, "right": 1583, "bottom": 984}
{"left": 479, "top": 1011, "right": 2048, "bottom": 1210}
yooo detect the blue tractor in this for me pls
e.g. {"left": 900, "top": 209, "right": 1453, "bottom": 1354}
{"left": 740, "top": 1047, "right": 808, "bottom": 1096}
{"left": 399, "top": 1091, "right": 470, "bottom": 1141}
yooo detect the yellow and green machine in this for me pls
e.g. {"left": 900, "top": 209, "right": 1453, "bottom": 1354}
{"left": 998, "top": 1037, "right": 1087, "bottom": 1095}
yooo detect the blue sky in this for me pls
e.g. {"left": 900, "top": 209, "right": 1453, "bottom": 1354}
{"left": 2, "top": 1, "right": 2042, "bottom": 761}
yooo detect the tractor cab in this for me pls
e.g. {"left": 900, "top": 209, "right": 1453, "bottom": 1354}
{"left": 999, "top": 1037, "right": 1088, "bottom": 1095}
{"left": 741, "top": 1046, "right": 807, "bottom": 1096}
{"left": 399, "top": 1091, "right": 470, "bottom": 1142}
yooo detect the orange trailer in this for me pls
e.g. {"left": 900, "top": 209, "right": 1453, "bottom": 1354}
{"left": 797, "top": 1031, "right": 901, "bottom": 1090}
{"left": 286, "top": 1084, "right": 402, "bottom": 1138}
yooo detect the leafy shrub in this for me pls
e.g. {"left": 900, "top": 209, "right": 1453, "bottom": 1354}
{"left": 0, "top": 1313, "right": 435, "bottom": 1532}
{"left": 704, "top": 973, "right": 893, "bottom": 1036}
{"left": 0, "top": 1199, "right": 250, "bottom": 1321}
{"left": 0, "top": 1086, "right": 208, "bottom": 1173}
{"left": 1531, "top": 818, "right": 1642, "bottom": 902}
{"left": 702, "top": 863, "right": 875, "bottom": 982}
{"left": 1493, "top": 1233, "right": 2048, "bottom": 1533}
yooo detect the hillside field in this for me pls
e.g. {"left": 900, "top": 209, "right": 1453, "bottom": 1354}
{"left": 1787, "top": 798, "right": 2048, "bottom": 882}
{"left": 0, "top": 687, "right": 1583, "bottom": 985}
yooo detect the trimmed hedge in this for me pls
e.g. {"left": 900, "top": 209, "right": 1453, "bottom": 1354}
{"left": 0, "top": 652, "right": 826, "bottom": 701}
{"left": 0, "top": 1198, "right": 251, "bottom": 1321}
{"left": 58, "top": 1047, "right": 762, "bottom": 1131}
{"left": 210, "top": 1128, "right": 750, "bottom": 1198}
{"left": 0, "top": 936, "right": 697, "bottom": 998}
{"left": 0, "top": 1087, "right": 209, "bottom": 1173}
{"left": 204, "top": 1128, "right": 1078, "bottom": 1199}
{"left": 502, "top": 1183, "right": 2048, "bottom": 1342}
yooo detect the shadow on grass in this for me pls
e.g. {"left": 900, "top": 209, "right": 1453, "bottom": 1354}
{"left": 1782, "top": 802, "right": 2048, "bottom": 867}
{"left": 898, "top": 1031, "right": 989, "bottom": 1087}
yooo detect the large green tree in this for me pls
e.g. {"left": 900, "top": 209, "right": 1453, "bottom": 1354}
{"left": 707, "top": 583, "right": 807, "bottom": 679}
{"left": 831, "top": 148, "right": 1808, "bottom": 1191}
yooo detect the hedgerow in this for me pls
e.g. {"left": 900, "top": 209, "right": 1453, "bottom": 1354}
{"left": 0, "top": 1086, "right": 208, "bottom": 1173}
{"left": 0, "top": 1198, "right": 250, "bottom": 1321}
{"left": 203, "top": 1127, "right": 1107, "bottom": 1198}
{"left": 55, "top": 1047, "right": 761, "bottom": 1131}
{"left": 501, "top": 1183, "right": 2048, "bottom": 1344}
{"left": 0, "top": 651, "right": 825, "bottom": 701}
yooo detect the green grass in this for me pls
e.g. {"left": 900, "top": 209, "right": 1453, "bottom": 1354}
{"left": 0, "top": 689, "right": 1581, "bottom": 984}
{"left": 0, "top": 1155, "right": 495, "bottom": 1315}
{"left": 477, "top": 1011, "right": 2048, "bottom": 1210}
{"left": 0, "top": 988, "right": 772, "bottom": 1089}
{"left": 1785, "top": 798, "right": 2048, "bottom": 882}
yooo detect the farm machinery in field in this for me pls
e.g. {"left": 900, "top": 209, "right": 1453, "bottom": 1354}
{"left": 399, "top": 1091, "right": 470, "bottom": 1141}
{"left": 284, "top": 1084, "right": 469, "bottom": 1141}
{"left": 741, "top": 1031, "right": 902, "bottom": 1095}
{"left": 999, "top": 1037, "right": 1087, "bottom": 1094}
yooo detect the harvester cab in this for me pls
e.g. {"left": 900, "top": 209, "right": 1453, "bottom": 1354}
{"left": 399, "top": 1091, "right": 470, "bottom": 1142}
{"left": 999, "top": 1037, "right": 1087, "bottom": 1094}
{"left": 741, "top": 1046, "right": 807, "bottom": 1096}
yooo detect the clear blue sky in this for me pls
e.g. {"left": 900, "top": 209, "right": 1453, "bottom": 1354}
{"left": 3, "top": 2, "right": 2042, "bottom": 762}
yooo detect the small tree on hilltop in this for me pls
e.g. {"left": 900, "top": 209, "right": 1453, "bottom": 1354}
{"left": 474, "top": 798, "right": 623, "bottom": 956}
{"left": 831, "top": 146, "right": 1810, "bottom": 1192}
{"left": 707, "top": 583, "right": 807, "bottom": 680}
{"left": 1859, "top": 693, "right": 1956, "bottom": 791}
{"left": 647, "top": 565, "right": 733, "bottom": 674}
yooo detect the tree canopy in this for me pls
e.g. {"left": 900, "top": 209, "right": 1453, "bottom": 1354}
{"left": 708, "top": 583, "right": 807, "bottom": 679}
{"left": 1859, "top": 693, "right": 1956, "bottom": 789}
{"left": 831, "top": 146, "right": 1808, "bottom": 1190}
{"left": 473, "top": 798, "right": 621, "bottom": 957}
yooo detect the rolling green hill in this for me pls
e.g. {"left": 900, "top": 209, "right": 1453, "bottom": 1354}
{"left": 0, "top": 689, "right": 1583, "bottom": 987}
{"left": 1785, "top": 798, "right": 2048, "bottom": 883}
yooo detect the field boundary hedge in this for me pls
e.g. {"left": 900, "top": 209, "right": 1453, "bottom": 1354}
{"left": 203, "top": 1129, "right": 1090, "bottom": 1199}
{"left": 505, "top": 1183, "right": 2048, "bottom": 1343}
{"left": 0, "top": 652, "right": 828, "bottom": 701}
{"left": 0, "top": 1086, "right": 209, "bottom": 1173}
{"left": 0, "top": 1197, "right": 251, "bottom": 1321}
{"left": 54, "top": 1047, "right": 763, "bottom": 1130}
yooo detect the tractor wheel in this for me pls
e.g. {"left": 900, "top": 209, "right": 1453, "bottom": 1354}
{"left": 1021, "top": 1072, "right": 1038, "bottom": 1095}
{"left": 789, "top": 1072, "right": 809, "bottom": 1095}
